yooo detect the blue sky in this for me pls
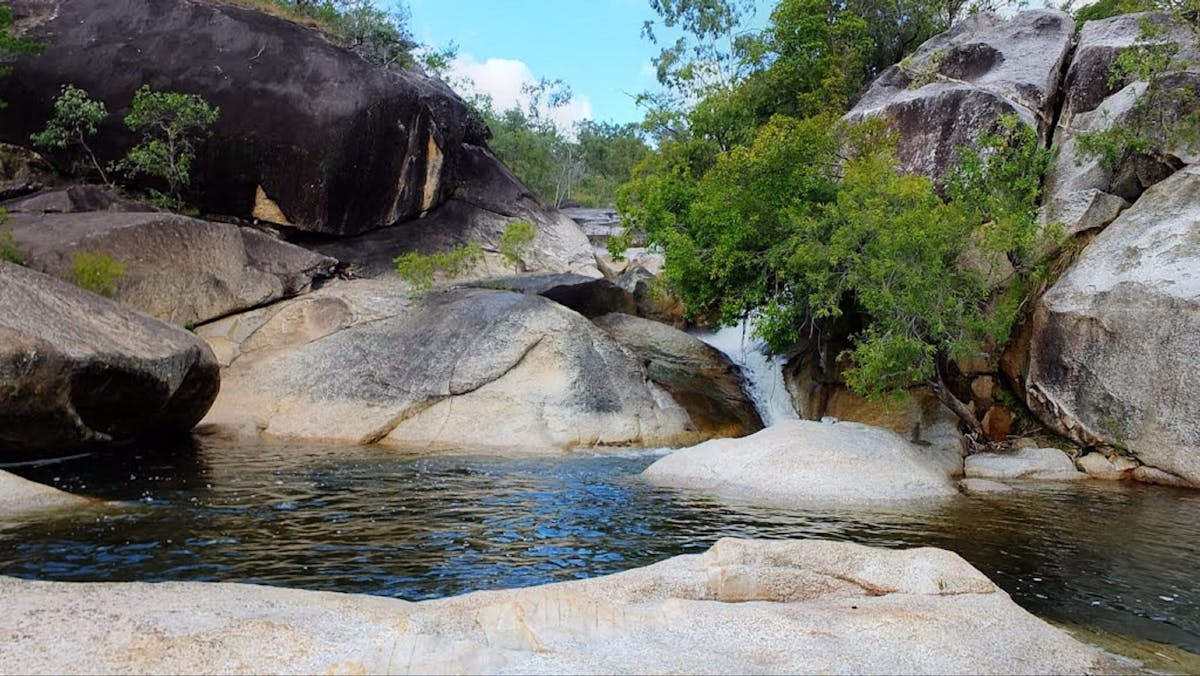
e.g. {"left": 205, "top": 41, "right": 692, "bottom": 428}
{"left": 405, "top": 0, "right": 758, "bottom": 127}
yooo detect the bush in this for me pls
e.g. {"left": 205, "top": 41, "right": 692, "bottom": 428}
{"left": 499, "top": 220, "right": 537, "bottom": 271}
{"left": 394, "top": 243, "right": 484, "bottom": 294}
{"left": 114, "top": 85, "right": 219, "bottom": 208}
{"left": 71, "top": 251, "right": 126, "bottom": 297}
{"left": 31, "top": 84, "right": 111, "bottom": 185}
{"left": 227, "top": 0, "right": 416, "bottom": 66}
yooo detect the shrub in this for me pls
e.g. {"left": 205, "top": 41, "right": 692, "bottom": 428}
{"left": 31, "top": 84, "right": 111, "bottom": 185}
{"left": 114, "top": 85, "right": 219, "bottom": 207}
{"left": 499, "top": 220, "right": 537, "bottom": 271}
{"left": 71, "top": 251, "right": 126, "bottom": 297}
{"left": 394, "top": 243, "right": 484, "bottom": 294}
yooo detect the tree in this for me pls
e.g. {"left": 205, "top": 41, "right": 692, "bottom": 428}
{"left": 115, "top": 86, "right": 219, "bottom": 209}
{"left": 619, "top": 112, "right": 1055, "bottom": 439}
{"left": 31, "top": 85, "right": 111, "bottom": 186}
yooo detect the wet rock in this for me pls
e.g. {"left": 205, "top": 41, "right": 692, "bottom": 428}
{"left": 643, "top": 420, "right": 960, "bottom": 506}
{"left": 0, "top": 469, "right": 93, "bottom": 518}
{"left": 201, "top": 283, "right": 696, "bottom": 451}
{"left": 965, "top": 447, "right": 1088, "bottom": 481}
{"left": 0, "top": 538, "right": 1119, "bottom": 674}
{"left": 846, "top": 10, "right": 1074, "bottom": 186}
{"left": 0, "top": 263, "right": 219, "bottom": 458}
{"left": 1027, "top": 165, "right": 1200, "bottom": 487}
{"left": 593, "top": 313, "right": 762, "bottom": 437}
{"left": 958, "top": 478, "right": 1016, "bottom": 495}
{"left": 7, "top": 207, "right": 337, "bottom": 326}
{"left": 1076, "top": 452, "right": 1139, "bottom": 481}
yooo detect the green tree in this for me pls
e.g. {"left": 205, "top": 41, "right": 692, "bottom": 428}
{"left": 31, "top": 85, "right": 111, "bottom": 185}
{"left": 115, "top": 86, "right": 220, "bottom": 209}
{"left": 499, "top": 220, "right": 537, "bottom": 271}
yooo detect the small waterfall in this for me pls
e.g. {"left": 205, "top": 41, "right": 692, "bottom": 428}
{"left": 691, "top": 319, "right": 800, "bottom": 426}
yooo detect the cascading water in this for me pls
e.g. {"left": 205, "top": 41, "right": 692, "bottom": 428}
{"left": 690, "top": 319, "right": 800, "bottom": 426}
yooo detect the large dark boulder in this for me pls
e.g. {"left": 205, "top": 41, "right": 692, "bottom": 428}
{"left": 471, "top": 273, "right": 635, "bottom": 318}
{"left": 2, "top": 0, "right": 487, "bottom": 236}
{"left": 5, "top": 195, "right": 337, "bottom": 326}
{"left": 0, "top": 262, "right": 219, "bottom": 458}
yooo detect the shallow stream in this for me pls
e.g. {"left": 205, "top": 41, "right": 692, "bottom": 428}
{"left": 1, "top": 438, "right": 1198, "bottom": 655}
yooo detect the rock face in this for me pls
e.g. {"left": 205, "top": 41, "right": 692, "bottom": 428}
{"left": 643, "top": 420, "right": 960, "bottom": 506}
{"left": 1026, "top": 165, "right": 1200, "bottom": 487}
{"left": 3, "top": 0, "right": 490, "bottom": 236}
{"left": 0, "top": 470, "right": 93, "bottom": 518}
{"left": 0, "top": 143, "right": 55, "bottom": 199}
{"left": 593, "top": 313, "right": 762, "bottom": 437}
{"left": 0, "top": 263, "right": 219, "bottom": 458}
{"left": 309, "top": 145, "right": 600, "bottom": 278}
{"left": 846, "top": 10, "right": 1074, "bottom": 186}
{"left": 965, "top": 447, "right": 1087, "bottom": 481}
{"left": 1042, "top": 13, "right": 1200, "bottom": 234}
{"left": 474, "top": 273, "right": 635, "bottom": 318}
{"left": 200, "top": 283, "right": 697, "bottom": 450}
{"left": 0, "top": 538, "right": 1118, "bottom": 674}
{"left": 6, "top": 206, "right": 337, "bottom": 326}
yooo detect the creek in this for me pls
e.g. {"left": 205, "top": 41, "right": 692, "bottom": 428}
{"left": 1, "top": 438, "right": 1198, "bottom": 655}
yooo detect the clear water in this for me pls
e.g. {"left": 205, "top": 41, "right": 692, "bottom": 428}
{"left": 1, "top": 437, "right": 1199, "bottom": 654}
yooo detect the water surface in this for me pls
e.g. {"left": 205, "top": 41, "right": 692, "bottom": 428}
{"left": 1, "top": 437, "right": 1198, "bottom": 654}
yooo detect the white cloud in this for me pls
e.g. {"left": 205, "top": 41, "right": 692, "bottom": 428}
{"left": 448, "top": 53, "right": 594, "bottom": 135}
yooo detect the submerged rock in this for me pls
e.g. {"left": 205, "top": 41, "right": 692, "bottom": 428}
{"left": 642, "top": 419, "right": 960, "bottom": 506}
{"left": 1027, "top": 165, "right": 1200, "bottom": 487}
{"left": 7, "top": 207, "right": 337, "bottom": 327}
{"left": 0, "top": 469, "right": 93, "bottom": 519}
{"left": 201, "top": 283, "right": 696, "bottom": 450}
{"left": 0, "top": 538, "right": 1120, "bottom": 674}
{"left": 593, "top": 313, "right": 762, "bottom": 437}
{"left": 0, "top": 263, "right": 219, "bottom": 458}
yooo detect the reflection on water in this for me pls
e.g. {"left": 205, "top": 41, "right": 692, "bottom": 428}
{"left": 1, "top": 437, "right": 1198, "bottom": 653}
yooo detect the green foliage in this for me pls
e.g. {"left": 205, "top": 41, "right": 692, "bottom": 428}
{"left": 0, "top": 208, "right": 20, "bottom": 265}
{"left": 31, "top": 84, "right": 111, "bottom": 185}
{"left": 228, "top": 0, "right": 416, "bottom": 66}
{"left": 0, "top": 4, "right": 42, "bottom": 108}
{"left": 71, "top": 251, "right": 126, "bottom": 297}
{"left": 1073, "top": 0, "right": 1155, "bottom": 26}
{"left": 114, "top": 85, "right": 220, "bottom": 205}
{"left": 393, "top": 243, "right": 484, "bottom": 294}
{"left": 499, "top": 220, "right": 537, "bottom": 271}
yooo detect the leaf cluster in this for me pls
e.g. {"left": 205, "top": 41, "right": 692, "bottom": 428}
{"left": 114, "top": 85, "right": 220, "bottom": 201}
{"left": 498, "top": 220, "right": 537, "bottom": 271}
{"left": 70, "top": 250, "right": 126, "bottom": 298}
{"left": 393, "top": 243, "right": 484, "bottom": 295}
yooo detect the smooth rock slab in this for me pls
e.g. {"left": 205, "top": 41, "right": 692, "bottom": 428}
{"left": 965, "top": 447, "right": 1088, "bottom": 481}
{"left": 202, "top": 284, "right": 696, "bottom": 451}
{"left": 0, "top": 538, "right": 1120, "bottom": 675}
{"left": 8, "top": 209, "right": 336, "bottom": 326}
{"left": 642, "top": 420, "right": 960, "bottom": 506}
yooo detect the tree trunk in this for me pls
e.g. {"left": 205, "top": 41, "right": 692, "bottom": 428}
{"left": 929, "top": 365, "right": 983, "bottom": 439}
